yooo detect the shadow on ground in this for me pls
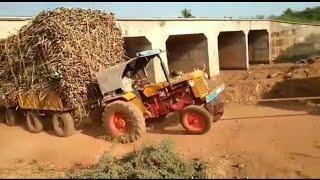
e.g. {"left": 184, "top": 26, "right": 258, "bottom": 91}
{"left": 258, "top": 76, "right": 320, "bottom": 116}
{"left": 145, "top": 112, "right": 186, "bottom": 135}
{"left": 0, "top": 111, "right": 59, "bottom": 136}
{"left": 0, "top": 105, "right": 188, "bottom": 139}
{"left": 79, "top": 111, "right": 188, "bottom": 140}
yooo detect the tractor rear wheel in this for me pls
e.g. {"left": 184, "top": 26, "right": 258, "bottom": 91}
{"left": 5, "top": 108, "right": 18, "bottom": 126}
{"left": 181, "top": 105, "right": 212, "bottom": 134}
{"left": 26, "top": 111, "right": 43, "bottom": 133}
{"left": 102, "top": 100, "right": 145, "bottom": 143}
{"left": 52, "top": 112, "right": 75, "bottom": 137}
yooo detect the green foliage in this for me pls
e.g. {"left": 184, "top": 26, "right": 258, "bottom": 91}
{"left": 180, "top": 8, "right": 195, "bottom": 18}
{"left": 68, "top": 140, "right": 208, "bottom": 179}
{"left": 275, "top": 6, "right": 320, "bottom": 23}
{"left": 255, "top": 15, "right": 265, "bottom": 19}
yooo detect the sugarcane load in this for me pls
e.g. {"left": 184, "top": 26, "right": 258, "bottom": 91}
{"left": 0, "top": 7, "right": 127, "bottom": 136}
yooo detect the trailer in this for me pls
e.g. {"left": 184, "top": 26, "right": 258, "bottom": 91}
{"left": 1, "top": 90, "right": 76, "bottom": 137}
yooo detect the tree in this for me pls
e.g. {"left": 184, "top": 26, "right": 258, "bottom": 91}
{"left": 268, "top": 15, "right": 277, "bottom": 19}
{"left": 277, "top": 6, "right": 320, "bottom": 22}
{"left": 180, "top": 8, "right": 195, "bottom": 18}
{"left": 255, "top": 15, "right": 265, "bottom": 19}
{"left": 283, "top": 8, "right": 294, "bottom": 16}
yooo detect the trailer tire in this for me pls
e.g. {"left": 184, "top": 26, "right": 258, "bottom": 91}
{"left": 52, "top": 112, "right": 75, "bottom": 137}
{"left": 26, "top": 111, "right": 43, "bottom": 133}
{"left": 181, "top": 105, "right": 212, "bottom": 134}
{"left": 102, "top": 100, "right": 146, "bottom": 144}
{"left": 5, "top": 108, "right": 18, "bottom": 126}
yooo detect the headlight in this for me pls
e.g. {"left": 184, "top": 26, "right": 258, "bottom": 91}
{"left": 188, "top": 80, "right": 195, "bottom": 87}
{"left": 204, "top": 72, "right": 209, "bottom": 79}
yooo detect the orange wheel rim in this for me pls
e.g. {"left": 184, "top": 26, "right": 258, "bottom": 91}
{"left": 184, "top": 112, "right": 205, "bottom": 132}
{"left": 110, "top": 112, "right": 128, "bottom": 136}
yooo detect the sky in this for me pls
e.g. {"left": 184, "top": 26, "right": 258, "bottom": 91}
{"left": 0, "top": 2, "right": 320, "bottom": 18}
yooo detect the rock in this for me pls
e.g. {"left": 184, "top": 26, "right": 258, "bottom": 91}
{"left": 238, "top": 163, "right": 246, "bottom": 168}
{"left": 306, "top": 101, "right": 316, "bottom": 107}
{"left": 232, "top": 163, "right": 246, "bottom": 169}
{"left": 267, "top": 73, "right": 277, "bottom": 79}
{"left": 307, "top": 59, "right": 315, "bottom": 64}
{"left": 296, "top": 60, "right": 308, "bottom": 64}
{"left": 292, "top": 73, "right": 305, "bottom": 79}
{"left": 255, "top": 84, "right": 261, "bottom": 93}
{"left": 249, "top": 96, "right": 256, "bottom": 101}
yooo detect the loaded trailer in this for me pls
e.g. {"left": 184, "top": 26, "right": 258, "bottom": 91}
{"left": 1, "top": 90, "right": 76, "bottom": 137}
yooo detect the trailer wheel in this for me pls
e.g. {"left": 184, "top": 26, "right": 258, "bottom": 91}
{"left": 102, "top": 100, "right": 146, "bottom": 143}
{"left": 52, "top": 112, "right": 75, "bottom": 137}
{"left": 5, "top": 108, "right": 18, "bottom": 126}
{"left": 26, "top": 111, "right": 43, "bottom": 133}
{"left": 181, "top": 105, "right": 212, "bottom": 134}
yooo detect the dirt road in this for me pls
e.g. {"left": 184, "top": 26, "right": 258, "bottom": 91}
{"left": 0, "top": 103, "right": 320, "bottom": 178}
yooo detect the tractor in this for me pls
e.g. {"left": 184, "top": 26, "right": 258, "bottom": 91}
{"left": 96, "top": 49, "right": 225, "bottom": 143}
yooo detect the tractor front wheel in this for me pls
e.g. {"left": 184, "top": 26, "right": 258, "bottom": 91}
{"left": 102, "top": 100, "right": 146, "bottom": 143}
{"left": 5, "top": 108, "right": 18, "bottom": 126}
{"left": 52, "top": 112, "right": 75, "bottom": 137}
{"left": 181, "top": 105, "right": 212, "bottom": 134}
{"left": 26, "top": 111, "right": 43, "bottom": 133}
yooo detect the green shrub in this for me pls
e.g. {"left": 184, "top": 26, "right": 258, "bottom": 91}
{"left": 69, "top": 140, "right": 208, "bottom": 179}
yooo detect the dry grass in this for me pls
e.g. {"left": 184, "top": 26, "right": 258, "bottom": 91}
{"left": 0, "top": 159, "right": 65, "bottom": 179}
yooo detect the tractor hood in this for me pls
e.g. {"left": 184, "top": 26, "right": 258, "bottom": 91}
{"left": 170, "top": 69, "right": 206, "bottom": 84}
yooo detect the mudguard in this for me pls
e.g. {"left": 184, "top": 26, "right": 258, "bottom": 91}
{"left": 205, "top": 84, "right": 225, "bottom": 103}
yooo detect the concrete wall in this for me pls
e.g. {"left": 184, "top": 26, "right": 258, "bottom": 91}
{"left": 0, "top": 20, "right": 30, "bottom": 39}
{"left": 248, "top": 30, "right": 269, "bottom": 64}
{"left": 218, "top": 31, "right": 247, "bottom": 70}
{"left": 124, "top": 36, "right": 152, "bottom": 58}
{"left": 117, "top": 19, "right": 269, "bottom": 82}
{"left": 166, "top": 33, "right": 209, "bottom": 74}
{"left": 1, "top": 17, "right": 320, "bottom": 82}
{"left": 269, "top": 21, "right": 320, "bottom": 61}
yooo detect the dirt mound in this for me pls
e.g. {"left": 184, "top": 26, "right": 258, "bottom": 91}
{"left": 0, "top": 7, "right": 126, "bottom": 119}
{"left": 214, "top": 61, "right": 320, "bottom": 103}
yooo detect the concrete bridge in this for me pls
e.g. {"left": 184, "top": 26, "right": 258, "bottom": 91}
{"left": 1, "top": 17, "right": 320, "bottom": 82}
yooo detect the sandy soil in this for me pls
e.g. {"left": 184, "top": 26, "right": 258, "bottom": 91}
{"left": 0, "top": 103, "right": 319, "bottom": 178}
{"left": 211, "top": 61, "right": 320, "bottom": 103}
{"left": 1, "top": 61, "right": 320, "bottom": 178}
